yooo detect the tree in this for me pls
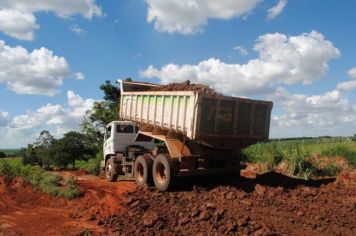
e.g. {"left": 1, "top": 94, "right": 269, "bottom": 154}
{"left": 81, "top": 80, "right": 121, "bottom": 151}
{"left": 22, "top": 144, "right": 39, "bottom": 165}
{"left": 33, "top": 130, "right": 55, "bottom": 168}
{"left": 0, "top": 151, "right": 6, "bottom": 158}
{"left": 51, "top": 131, "right": 95, "bottom": 169}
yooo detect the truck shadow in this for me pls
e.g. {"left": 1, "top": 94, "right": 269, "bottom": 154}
{"left": 174, "top": 170, "right": 336, "bottom": 193}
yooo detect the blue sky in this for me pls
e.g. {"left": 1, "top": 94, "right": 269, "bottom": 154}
{"left": 0, "top": 0, "right": 355, "bottom": 148}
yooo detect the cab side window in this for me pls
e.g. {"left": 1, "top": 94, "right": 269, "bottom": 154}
{"left": 106, "top": 126, "right": 112, "bottom": 139}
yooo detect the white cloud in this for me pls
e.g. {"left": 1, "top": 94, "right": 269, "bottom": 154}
{"left": 337, "top": 80, "right": 356, "bottom": 91}
{"left": 74, "top": 72, "right": 85, "bottom": 80}
{"left": 0, "top": 0, "right": 102, "bottom": 40}
{"left": 0, "top": 111, "right": 9, "bottom": 127}
{"left": 0, "top": 40, "right": 82, "bottom": 96}
{"left": 0, "top": 91, "right": 95, "bottom": 148}
{"left": 335, "top": 67, "right": 356, "bottom": 91}
{"left": 69, "top": 24, "right": 86, "bottom": 35}
{"left": 270, "top": 87, "right": 356, "bottom": 138}
{"left": 0, "top": 9, "right": 39, "bottom": 40}
{"left": 267, "top": 0, "right": 288, "bottom": 20}
{"left": 141, "top": 31, "right": 340, "bottom": 96}
{"left": 347, "top": 67, "right": 356, "bottom": 79}
{"left": 233, "top": 45, "right": 248, "bottom": 56}
{"left": 146, "top": 0, "right": 261, "bottom": 34}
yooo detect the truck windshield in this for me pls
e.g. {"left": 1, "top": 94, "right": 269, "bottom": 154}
{"left": 117, "top": 124, "right": 134, "bottom": 133}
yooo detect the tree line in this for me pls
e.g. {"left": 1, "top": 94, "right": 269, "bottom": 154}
{"left": 20, "top": 79, "right": 122, "bottom": 171}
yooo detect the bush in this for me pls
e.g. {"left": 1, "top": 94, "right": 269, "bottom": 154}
{"left": 0, "top": 160, "right": 81, "bottom": 199}
{"left": 75, "top": 150, "right": 102, "bottom": 176}
{"left": 22, "top": 144, "right": 39, "bottom": 165}
{"left": 0, "top": 151, "right": 6, "bottom": 158}
{"left": 90, "top": 149, "right": 103, "bottom": 176}
{"left": 0, "top": 161, "right": 14, "bottom": 180}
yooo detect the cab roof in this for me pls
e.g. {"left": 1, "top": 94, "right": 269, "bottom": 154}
{"left": 107, "top": 120, "right": 137, "bottom": 127}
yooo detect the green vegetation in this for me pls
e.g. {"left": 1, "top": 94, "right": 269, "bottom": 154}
{"left": 81, "top": 80, "right": 120, "bottom": 153}
{"left": 2, "top": 157, "right": 22, "bottom": 165}
{"left": 22, "top": 130, "right": 95, "bottom": 169}
{"left": 1, "top": 80, "right": 122, "bottom": 176}
{"left": 242, "top": 138, "right": 356, "bottom": 180}
{"left": 0, "top": 159, "right": 81, "bottom": 199}
{"left": 321, "top": 144, "right": 356, "bottom": 167}
{"left": 0, "top": 149, "right": 22, "bottom": 157}
{"left": 242, "top": 142, "right": 282, "bottom": 172}
{"left": 317, "top": 163, "right": 341, "bottom": 177}
{"left": 51, "top": 131, "right": 95, "bottom": 169}
{"left": 75, "top": 150, "right": 102, "bottom": 176}
{"left": 0, "top": 151, "right": 6, "bottom": 158}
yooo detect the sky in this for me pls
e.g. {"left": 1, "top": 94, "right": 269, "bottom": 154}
{"left": 0, "top": 0, "right": 355, "bottom": 148}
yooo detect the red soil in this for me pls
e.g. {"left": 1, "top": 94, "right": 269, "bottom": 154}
{"left": 0, "top": 172, "right": 136, "bottom": 236}
{"left": 1, "top": 166, "right": 355, "bottom": 235}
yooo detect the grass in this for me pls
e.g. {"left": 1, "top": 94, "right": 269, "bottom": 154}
{"left": 242, "top": 138, "right": 356, "bottom": 180}
{"left": 75, "top": 158, "right": 101, "bottom": 175}
{"left": 242, "top": 142, "right": 282, "bottom": 172}
{"left": 2, "top": 157, "right": 22, "bottom": 165}
{"left": 278, "top": 142, "right": 311, "bottom": 177}
{"left": 0, "top": 158, "right": 81, "bottom": 199}
{"left": 317, "top": 163, "right": 341, "bottom": 177}
{"left": 321, "top": 144, "right": 356, "bottom": 167}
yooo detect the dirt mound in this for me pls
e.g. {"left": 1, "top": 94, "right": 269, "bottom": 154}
{"left": 102, "top": 173, "right": 356, "bottom": 235}
{"left": 150, "top": 80, "right": 217, "bottom": 95}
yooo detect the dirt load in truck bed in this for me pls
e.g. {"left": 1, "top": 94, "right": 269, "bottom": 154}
{"left": 149, "top": 80, "right": 218, "bottom": 95}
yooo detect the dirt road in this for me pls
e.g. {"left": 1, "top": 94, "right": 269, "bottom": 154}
{"left": 0, "top": 171, "right": 136, "bottom": 236}
{"left": 1, "top": 167, "right": 355, "bottom": 235}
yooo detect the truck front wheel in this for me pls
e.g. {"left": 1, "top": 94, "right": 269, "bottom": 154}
{"left": 105, "top": 158, "right": 118, "bottom": 182}
{"left": 153, "top": 154, "right": 175, "bottom": 191}
{"left": 134, "top": 155, "right": 153, "bottom": 187}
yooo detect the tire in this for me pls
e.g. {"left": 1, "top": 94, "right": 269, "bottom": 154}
{"left": 134, "top": 155, "right": 153, "bottom": 187}
{"left": 105, "top": 158, "right": 118, "bottom": 182}
{"left": 153, "top": 154, "right": 175, "bottom": 191}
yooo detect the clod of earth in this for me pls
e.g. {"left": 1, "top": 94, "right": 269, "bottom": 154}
{"left": 142, "top": 211, "right": 159, "bottom": 227}
{"left": 255, "top": 184, "right": 266, "bottom": 195}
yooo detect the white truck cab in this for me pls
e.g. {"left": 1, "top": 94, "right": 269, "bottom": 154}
{"left": 101, "top": 121, "right": 155, "bottom": 181}
{"left": 103, "top": 121, "right": 154, "bottom": 157}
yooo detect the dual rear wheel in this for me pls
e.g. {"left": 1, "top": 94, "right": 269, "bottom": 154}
{"left": 134, "top": 154, "right": 175, "bottom": 191}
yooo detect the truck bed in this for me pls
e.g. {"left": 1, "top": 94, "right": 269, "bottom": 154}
{"left": 119, "top": 81, "right": 273, "bottom": 150}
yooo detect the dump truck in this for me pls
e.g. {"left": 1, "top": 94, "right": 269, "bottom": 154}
{"left": 101, "top": 80, "right": 273, "bottom": 191}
